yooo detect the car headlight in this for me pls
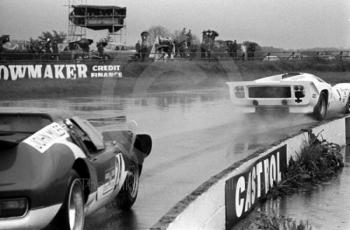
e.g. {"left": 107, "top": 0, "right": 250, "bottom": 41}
{"left": 0, "top": 198, "right": 28, "bottom": 218}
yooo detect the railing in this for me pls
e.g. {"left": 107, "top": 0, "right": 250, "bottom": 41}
{"left": 1, "top": 50, "right": 350, "bottom": 62}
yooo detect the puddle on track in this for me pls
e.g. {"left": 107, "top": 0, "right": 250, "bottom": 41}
{"left": 256, "top": 151, "right": 350, "bottom": 230}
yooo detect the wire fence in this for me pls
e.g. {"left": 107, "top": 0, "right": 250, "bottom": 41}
{"left": 1, "top": 50, "right": 350, "bottom": 62}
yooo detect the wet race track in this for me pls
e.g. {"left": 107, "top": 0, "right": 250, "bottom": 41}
{"left": 263, "top": 163, "right": 350, "bottom": 230}
{"left": 0, "top": 89, "right": 319, "bottom": 230}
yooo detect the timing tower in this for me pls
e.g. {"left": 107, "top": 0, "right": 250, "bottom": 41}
{"left": 67, "top": 0, "right": 127, "bottom": 44}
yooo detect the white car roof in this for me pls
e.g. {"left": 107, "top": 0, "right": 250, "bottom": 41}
{"left": 255, "top": 72, "right": 319, "bottom": 83}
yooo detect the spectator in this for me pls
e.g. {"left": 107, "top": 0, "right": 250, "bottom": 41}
{"left": 135, "top": 40, "right": 141, "bottom": 59}
{"left": 315, "top": 51, "right": 324, "bottom": 62}
{"left": 0, "top": 35, "right": 10, "bottom": 53}
{"left": 52, "top": 41, "right": 58, "bottom": 54}
{"left": 288, "top": 52, "right": 295, "bottom": 60}
{"left": 186, "top": 30, "right": 192, "bottom": 48}
{"left": 51, "top": 40, "right": 59, "bottom": 60}
{"left": 45, "top": 38, "right": 52, "bottom": 53}
{"left": 232, "top": 40, "right": 238, "bottom": 60}
{"left": 247, "top": 42, "right": 256, "bottom": 60}
{"left": 241, "top": 43, "right": 247, "bottom": 61}
{"left": 339, "top": 51, "right": 343, "bottom": 61}
{"left": 97, "top": 42, "right": 104, "bottom": 58}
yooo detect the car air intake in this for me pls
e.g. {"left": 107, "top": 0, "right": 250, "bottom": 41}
{"left": 0, "top": 198, "right": 28, "bottom": 218}
{"left": 248, "top": 86, "right": 291, "bottom": 98}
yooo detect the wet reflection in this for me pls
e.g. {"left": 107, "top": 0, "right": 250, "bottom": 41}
{"left": 229, "top": 141, "right": 262, "bottom": 155}
{"left": 0, "top": 89, "right": 320, "bottom": 230}
{"left": 0, "top": 90, "right": 226, "bottom": 113}
{"left": 259, "top": 160, "right": 350, "bottom": 230}
{"left": 0, "top": 89, "right": 230, "bottom": 140}
{"left": 85, "top": 209, "right": 139, "bottom": 230}
{"left": 225, "top": 115, "right": 315, "bottom": 159}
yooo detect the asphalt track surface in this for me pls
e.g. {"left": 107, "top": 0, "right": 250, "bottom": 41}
{"left": 0, "top": 89, "right": 319, "bottom": 230}
{"left": 80, "top": 90, "right": 318, "bottom": 230}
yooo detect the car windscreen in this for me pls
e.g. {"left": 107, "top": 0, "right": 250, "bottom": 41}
{"left": 0, "top": 114, "right": 52, "bottom": 143}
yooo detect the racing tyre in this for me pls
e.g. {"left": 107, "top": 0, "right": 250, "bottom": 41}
{"left": 344, "top": 96, "right": 350, "bottom": 114}
{"left": 115, "top": 162, "right": 140, "bottom": 210}
{"left": 52, "top": 170, "right": 85, "bottom": 230}
{"left": 313, "top": 93, "right": 327, "bottom": 121}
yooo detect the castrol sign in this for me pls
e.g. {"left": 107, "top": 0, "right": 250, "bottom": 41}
{"left": 225, "top": 145, "right": 287, "bottom": 229}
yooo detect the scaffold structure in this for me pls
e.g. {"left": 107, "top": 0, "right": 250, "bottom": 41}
{"left": 67, "top": 0, "right": 87, "bottom": 42}
{"left": 66, "top": 0, "right": 127, "bottom": 44}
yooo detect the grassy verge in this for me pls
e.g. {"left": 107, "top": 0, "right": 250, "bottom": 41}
{"left": 234, "top": 60, "right": 350, "bottom": 83}
{"left": 235, "top": 211, "right": 313, "bottom": 230}
{"left": 272, "top": 130, "right": 344, "bottom": 197}
{"left": 236, "top": 59, "right": 350, "bottom": 73}
{"left": 233, "top": 131, "right": 344, "bottom": 230}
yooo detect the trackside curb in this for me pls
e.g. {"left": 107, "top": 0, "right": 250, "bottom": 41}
{"left": 151, "top": 116, "right": 347, "bottom": 230}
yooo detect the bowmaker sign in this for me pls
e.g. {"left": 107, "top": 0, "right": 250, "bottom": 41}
{"left": 225, "top": 145, "right": 287, "bottom": 230}
{"left": 0, "top": 63, "right": 122, "bottom": 81}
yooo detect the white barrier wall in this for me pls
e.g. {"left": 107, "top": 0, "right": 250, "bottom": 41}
{"left": 152, "top": 117, "right": 346, "bottom": 230}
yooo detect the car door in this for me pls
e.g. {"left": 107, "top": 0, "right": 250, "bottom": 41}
{"left": 329, "top": 87, "right": 345, "bottom": 112}
{"left": 69, "top": 118, "right": 121, "bottom": 203}
{"left": 88, "top": 145, "right": 121, "bottom": 202}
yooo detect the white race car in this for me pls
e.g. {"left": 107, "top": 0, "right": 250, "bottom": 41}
{"left": 227, "top": 72, "right": 350, "bottom": 120}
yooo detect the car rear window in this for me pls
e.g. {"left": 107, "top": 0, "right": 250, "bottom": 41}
{"left": 248, "top": 86, "right": 292, "bottom": 98}
{"left": 0, "top": 114, "right": 52, "bottom": 134}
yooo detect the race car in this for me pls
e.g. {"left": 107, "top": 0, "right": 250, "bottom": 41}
{"left": 0, "top": 111, "right": 152, "bottom": 230}
{"left": 227, "top": 72, "right": 350, "bottom": 120}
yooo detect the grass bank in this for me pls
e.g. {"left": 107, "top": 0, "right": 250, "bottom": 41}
{"left": 1, "top": 59, "right": 350, "bottom": 100}
{"left": 233, "top": 131, "right": 344, "bottom": 230}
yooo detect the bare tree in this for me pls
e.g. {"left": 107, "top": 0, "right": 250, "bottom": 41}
{"left": 29, "top": 30, "right": 67, "bottom": 54}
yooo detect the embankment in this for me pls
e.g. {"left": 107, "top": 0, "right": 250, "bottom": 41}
{"left": 0, "top": 59, "right": 349, "bottom": 100}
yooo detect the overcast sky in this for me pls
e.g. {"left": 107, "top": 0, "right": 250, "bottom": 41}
{"left": 1, "top": 0, "right": 350, "bottom": 49}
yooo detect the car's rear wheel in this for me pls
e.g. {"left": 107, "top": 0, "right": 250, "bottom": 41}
{"left": 52, "top": 170, "right": 85, "bottom": 230}
{"left": 313, "top": 93, "right": 327, "bottom": 121}
{"left": 115, "top": 162, "right": 140, "bottom": 210}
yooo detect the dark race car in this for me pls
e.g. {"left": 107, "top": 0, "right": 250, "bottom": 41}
{"left": 0, "top": 111, "right": 152, "bottom": 230}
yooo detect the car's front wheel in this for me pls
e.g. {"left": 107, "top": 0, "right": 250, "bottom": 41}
{"left": 52, "top": 170, "right": 85, "bottom": 230}
{"left": 313, "top": 93, "right": 327, "bottom": 121}
{"left": 115, "top": 162, "right": 140, "bottom": 210}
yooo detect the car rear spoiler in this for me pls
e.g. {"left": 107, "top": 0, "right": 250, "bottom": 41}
{"left": 226, "top": 81, "right": 314, "bottom": 91}
{"left": 87, "top": 115, "right": 127, "bottom": 123}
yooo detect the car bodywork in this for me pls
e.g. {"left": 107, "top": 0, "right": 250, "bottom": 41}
{"left": 227, "top": 72, "right": 350, "bottom": 120}
{"left": 0, "top": 111, "right": 152, "bottom": 229}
